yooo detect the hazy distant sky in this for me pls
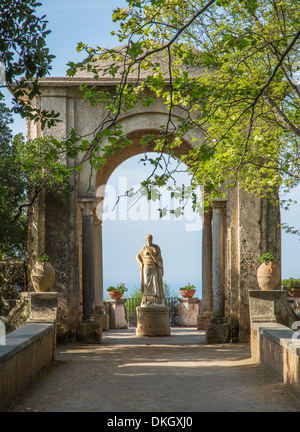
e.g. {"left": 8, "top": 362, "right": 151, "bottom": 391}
{"left": 4, "top": 0, "right": 300, "bottom": 296}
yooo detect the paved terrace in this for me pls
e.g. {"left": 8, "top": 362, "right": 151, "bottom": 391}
{"left": 6, "top": 328, "right": 300, "bottom": 412}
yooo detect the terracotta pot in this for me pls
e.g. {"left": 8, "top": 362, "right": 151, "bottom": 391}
{"left": 287, "top": 289, "right": 300, "bottom": 298}
{"left": 107, "top": 291, "right": 124, "bottom": 300}
{"left": 257, "top": 261, "right": 280, "bottom": 291}
{"left": 180, "top": 289, "right": 196, "bottom": 298}
{"left": 31, "top": 261, "right": 55, "bottom": 292}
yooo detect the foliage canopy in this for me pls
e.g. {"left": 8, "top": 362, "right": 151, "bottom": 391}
{"left": 65, "top": 0, "right": 300, "bottom": 204}
{"left": 0, "top": 0, "right": 58, "bottom": 127}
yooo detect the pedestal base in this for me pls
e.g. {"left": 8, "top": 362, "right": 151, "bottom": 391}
{"left": 249, "top": 290, "right": 299, "bottom": 328}
{"left": 27, "top": 292, "right": 58, "bottom": 324}
{"left": 206, "top": 318, "right": 231, "bottom": 344}
{"left": 178, "top": 298, "right": 200, "bottom": 327}
{"left": 136, "top": 305, "right": 170, "bottom": 337}
{"left": 197, "top": 311, "right": 212, "bottom": 330}
{"left": 76, "top": 320, "right": 102, "bottom": 344}
{"left": 105, "top": 299, "right": 128, "bottom": 329}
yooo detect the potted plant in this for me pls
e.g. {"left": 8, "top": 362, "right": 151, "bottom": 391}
{"left": 282, "top": 278, "right": 300, "bottom": 298}
{"left": 31, "top": 253, "right": 55, "bottom": 292}
{"left": 257, "top": 253, "right": 280, "bottom": 291}
{"left": 179, "top": 283, "right": 196, "bottom": 298}
{"left": 107, "top": 283, "right": 128, "bottom": 300}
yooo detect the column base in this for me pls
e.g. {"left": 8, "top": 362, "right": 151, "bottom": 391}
{"left": 76, "top": 319, "right": 102, "bottom": 344}
{"left": 197, "top": 311, "right": 212, "bottom": 330}
{"left": 96, "top": 305, "right": 109, "bottom": 331}
{"left": 136, "top": 305, "right": 170, "bottom": 337}
{"left": 206, "top": 317, "right": 231, "bottom": 344}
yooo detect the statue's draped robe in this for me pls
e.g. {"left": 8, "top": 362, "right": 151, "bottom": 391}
{"left": 136, "top": 244, "right": 164, "bottom": 305}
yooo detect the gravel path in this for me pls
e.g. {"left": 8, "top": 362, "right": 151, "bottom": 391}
{"left": 6, "top": 328, "right": 300, "bottom": 412}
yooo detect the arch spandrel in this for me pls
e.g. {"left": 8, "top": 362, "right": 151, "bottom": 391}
{"left": 95, "top": 128, "right": 194, "bottom": 191}
{"left": 77, "top": 109, "right": 204, "bottom": 197}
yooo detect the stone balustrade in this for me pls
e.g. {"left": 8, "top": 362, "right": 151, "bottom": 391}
{"left": 0, "top": 291, "right": 58, "bottom": 410}
{"left": 249, "top": 290, "right": 300, "bottom": 397}
{"left": 0, "top": 322, "right": 57, "bottom": 410}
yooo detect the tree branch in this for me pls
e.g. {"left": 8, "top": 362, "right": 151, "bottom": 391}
{"left": 10, "top": 188, "right": 41, "bottom": 223}
{"left": 264, "top": 95, "right": 300, "bottom": 137}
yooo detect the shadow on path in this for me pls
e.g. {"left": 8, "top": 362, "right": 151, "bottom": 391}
{"left": 6, "top": 328, "right": 300, "bottom": 412}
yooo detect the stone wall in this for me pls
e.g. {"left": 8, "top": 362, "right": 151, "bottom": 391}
{"left": 251, "top": 322, "right": 300, "bottom": 397}
{"left": 249, "top": 290, "right": 300, "bottom": 396}
{"left": 227, "top": 190, "right": 281, "bottom": 342}
{"left": 0, "top": 323, "right": 56, "bottom": 410}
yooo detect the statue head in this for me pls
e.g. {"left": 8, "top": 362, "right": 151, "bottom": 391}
{"left": 145, "top": 234, "right": 153, "bottom": 245}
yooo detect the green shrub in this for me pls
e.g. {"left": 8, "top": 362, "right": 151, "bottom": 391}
{"left": 282, "top": 278, "right": 300, "bottom": 290}
{"left": 259, "top": 253, "right": 274, "bottom": 263}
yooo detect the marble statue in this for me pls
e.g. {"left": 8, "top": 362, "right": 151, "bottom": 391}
{"left": 136, "top": 234, "right": 165, "bottom": 306}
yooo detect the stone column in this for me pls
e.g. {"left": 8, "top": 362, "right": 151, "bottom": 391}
{"left": 198, "top": 207, "right": 213, "bottom": 330}
{"left": 77, "top": 198, "right": 102, "bottom": 343}
{"left": 93, "top": 210, "right": 103, "bottom": 307}
{"left": 202, "top": 207, "right": 213, "bottom": 312}
{"left": 212, "top": 200, "right": 226, "bottom": 319}
{"left": 80, "top": 199, "right": 96, "bottom": 320}
{"left": 206, "top": 200, "right": 230, "bottom": 343}
{"left": 93, "top": 210, "right": 106, "bottom": 328}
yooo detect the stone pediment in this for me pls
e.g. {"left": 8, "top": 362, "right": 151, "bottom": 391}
{"left": 71, "top": 43, "right": 204, "bottom": 82}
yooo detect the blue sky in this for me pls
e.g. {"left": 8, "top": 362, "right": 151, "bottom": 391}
{"left": 3, "top": 0, "right": 300, "bottom": 297}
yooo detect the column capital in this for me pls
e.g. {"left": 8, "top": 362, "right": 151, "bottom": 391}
{"left": 212, "top": 199, "right": 228, "bottom": 209}
{"left": 78, "top": 197, "right": 96, "bottom": 216}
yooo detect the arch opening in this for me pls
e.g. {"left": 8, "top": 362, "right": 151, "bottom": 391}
{"left": 100, "top": 152, "right": 203, "bottom": 303}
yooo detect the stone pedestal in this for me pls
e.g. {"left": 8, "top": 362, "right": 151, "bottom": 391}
{"left": 27, "top": 292, "right": 58, "bottom": 324}
{"left": 178, "top": 298, "right": 200, "bottom": 327}
{"left": 136, "top": 305, "right": 170, "bottom": 336}
{"left": 105, "top": 299, "right": 128, "bottom": 329}
{"left": 249, "top": 290, "right": 299, "bottom": 328}
{"left": 249, "top": 290, "right": 284, "bottom": 323}
{"left": 76, "top": 320, "right": 102, "bottom": 344}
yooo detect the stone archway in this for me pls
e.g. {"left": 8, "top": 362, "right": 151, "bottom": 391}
{"left": 79, "top": 128, "right": 206, "bottom": 337}
{"left": 26, "top": 76, "right": 281, "bottom": 344}
{"left": 78, "top": 128, "right": 229, "bottom": 342}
